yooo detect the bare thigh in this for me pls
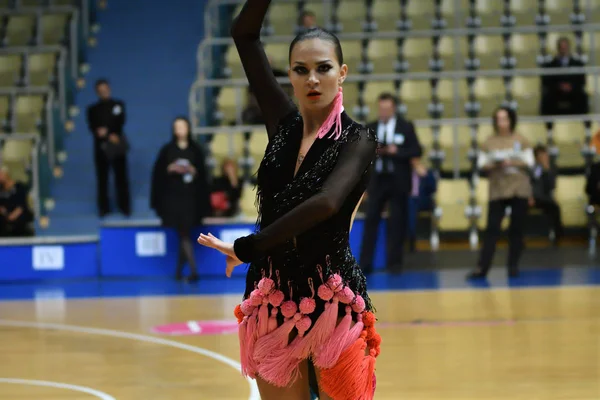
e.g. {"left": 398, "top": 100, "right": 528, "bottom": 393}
{"left": 256, "top": 359, "right": 312, "bottom": 400}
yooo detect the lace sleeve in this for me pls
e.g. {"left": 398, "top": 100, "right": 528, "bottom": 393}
{"left": 234, "top": 128, "right": 377, "bottom": 263}
{"left": 230, "top": 0, "right": 296, "bottom": 139}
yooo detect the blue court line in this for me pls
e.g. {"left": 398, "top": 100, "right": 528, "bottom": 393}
{"left": 0, "top": 266, "right": 598, "bottom": 301}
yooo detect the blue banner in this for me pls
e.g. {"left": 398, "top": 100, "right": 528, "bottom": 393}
{"left": 99, "top": 218, "right": 388, "bottom": 278}
{"left": 0, "top": 238, "right": 98, "bottom": 282}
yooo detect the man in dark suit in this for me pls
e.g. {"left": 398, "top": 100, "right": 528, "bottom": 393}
{"left": 86, "top": 79, "right": 131, "bottom": 217}
{"left": 541, "top": 37, "right": 589, "bottom": 116}
{"left": 359, "top": 92, "right": 422, "bottom": 273}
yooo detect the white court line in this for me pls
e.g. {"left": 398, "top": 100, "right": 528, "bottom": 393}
{"left": 0, "top": 378, "right": 116, "bottom": 399}
{"left": 0, "top": 319, "right": 260, "bottom": 400}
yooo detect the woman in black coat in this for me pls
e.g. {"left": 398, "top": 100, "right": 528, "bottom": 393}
{"left": 150, "top": 116, "right": 211, "bottom": 282}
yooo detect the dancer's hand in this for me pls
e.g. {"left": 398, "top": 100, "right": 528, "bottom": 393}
{"left": 197, "top": 233, "right": 236, "bottom": 258}
{"left": 226, "top": 255, "right": 243, "bottom": 278}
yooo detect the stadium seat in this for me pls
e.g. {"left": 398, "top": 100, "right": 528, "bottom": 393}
{"left": 509, "top": 1, "right": 538, "bottom": 26}
{"left": 0, "top": 53, "right": 23, "bottom": 87}
{"left": 28, "top": 52, "right": 58, "bottom": 86}
{"left": 371, "top": 0, "right": 401, "bottom": 31}
{"left": 555, "top": 175, "right": 587, "bottom": 227}
{"left": 216, "top": 86, "right": 246, "bottom": 124}
{"left": 14, "top": 94, "right": 45, "bottom": 133}
{"left": 1, "top": 138, "right": 33, "bottom": 183}
{"left": 367, "top": 39, "right": 397, "bottom": 74}
{"left": 268, "top": 1, "right": 298, "bottom": 35}
{"left": 511, "top": 34, "right": 540, "bottom": 69}
{"left": 437, "top": 79, "right": 468, "bottom": 118}
{"left": 239, "top": 182, "right": 258, "bottom": 219}
{"left": 472, "top": 77, "right": 506, "bottom": 117}
{"left": 472, "top": 35, "right": 504, "bottom": 70}
{"left": 545, "top": 0, "right": 573, "bottom": 25}
{"left": 209, "top": 131, "right": 244, "bottom": 175}
{"left": 438, "top": 36, "right": 468, "bottom": 71}
{"left": 415, "top": 124, "right": 434, "bottom": 150}
{"left": 553, "top": 121, "right": 585, "bottom": 169}
{"left": 517, "top": 122, "right": 548, "bottom": 147}
{"left": 404, "top": 38, "right": 434, "bottom": 72}
{"left": 336, "top": 0, "right": 367, "bottom": 33}
{"left": 405, "top": 1, "right": 436, "bottom": 30}
{"left": 438, "top": 124, "right": 471, "bottom": 172}
{"left": 0, "top": 95, "right": 10, "bottom": 130}
{"left": 473, "top": 0, "right": 504, "bottom": 27}
{"left": 437, "top": 179, "right": 470, "bottom": 231}
{"left": 4, "top": 14, "right": 36, "bottom": 46}
{"left": 511, "top": 76, "right": 541, "bottom": 116}
{"left": 247, "top": 128, "right": 268, "bottom": 175}
{"left": 400, "top": 80, "right": 431, "bottom": 120}
{"left": 40, "top": 12, "right": 70, "bottom": 45}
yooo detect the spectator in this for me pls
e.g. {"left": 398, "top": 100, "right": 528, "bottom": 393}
{"left": 359, "top": 92, "right": 422, "bottom": 273}
{"left": 468, "top": 106, "right": 534, "bottom": 279}
{"left": 529, "top": 145, "right": 563, "bottom": 242}
{"left": 150, "top": 116, "right": 211, "bottom": 282}
{"left": 211, "top": 158, "right": 243, "bottom": 217}
{"left": 86, "top": 78, "right": 131, "bottom": 217}
{"left": 298, "top": 10, "right": 317, "bottom": 31}
{"left": 407, "top": 158, "right": 437, "bottom": 252}
{"left": 541, "top": 37, "right": 589, "bottom": 116}
{"left": 585, "top": 144, "right": 600, "bottom": 207}
{"left": 0, "top": 166, "right": 34, "bottom": 237}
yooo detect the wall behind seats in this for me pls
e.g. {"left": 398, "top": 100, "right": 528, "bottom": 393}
{"left": 49, "top": 0, "right": 205, "bottom": 233}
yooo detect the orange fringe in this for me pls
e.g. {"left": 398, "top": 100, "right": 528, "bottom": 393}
{"left": 319, "top": 330, "right": 377, "bottom": 400}
{"left": 234, "top": 304, "right": 244, "bottom": 323}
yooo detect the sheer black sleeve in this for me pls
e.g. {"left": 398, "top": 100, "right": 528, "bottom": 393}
{"left": 234, "top": 128, "right": 377, "bottom": 263}
{"left": 230, "top": 0, "right": 296, "bottom": 139}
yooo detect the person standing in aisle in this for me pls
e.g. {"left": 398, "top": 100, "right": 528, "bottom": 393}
{"left": 86, "top": 78, "right": 131, "bottom": 217}
{"left": 467, "top": 106, "right": 534, "bottom": 279}
{"left": 359, "top": 92, "right": 422, "bottom": 273}
{"left": 150, "top": 116, "right": 211, "bottom": 283}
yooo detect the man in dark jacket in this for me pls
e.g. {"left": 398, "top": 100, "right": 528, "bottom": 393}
{"left": 540, "top": 37, "right": 589, "bottom": 116}
{"left": 359, "top": 92, "right": 422, "bottom": 273}
{"left": 86, "top": 79, "right": 131, "bottom": 217}
{"left": 529, "top": 145, "right": 563, "bottom": 241}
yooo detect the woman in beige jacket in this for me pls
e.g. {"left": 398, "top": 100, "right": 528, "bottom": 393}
{"left": 467, "top": 106, "right": 535, "bottom": 279}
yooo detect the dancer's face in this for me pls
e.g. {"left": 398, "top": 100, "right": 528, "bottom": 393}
{"left": 288, "top": 38, "right": 347, "bottom": 112}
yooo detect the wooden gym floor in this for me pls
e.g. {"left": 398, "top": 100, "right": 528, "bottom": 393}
{"left": 0, "top": 255, "right": 599, "bottom": 399}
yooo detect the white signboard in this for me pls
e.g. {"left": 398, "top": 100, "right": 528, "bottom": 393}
{"left": 135, "top": 232, "right": 167, "bottom": 257}
{"left": 32, "top": 246, "right": 65, "bottom": 270}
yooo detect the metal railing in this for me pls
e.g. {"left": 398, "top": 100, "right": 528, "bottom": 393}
{"left": 202, "top": 0, "right": 600, "bottom": 38}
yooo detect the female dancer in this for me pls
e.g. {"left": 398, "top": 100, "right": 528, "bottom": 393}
{"left": 197, "top": 0, "right": 381, "bottom": 398}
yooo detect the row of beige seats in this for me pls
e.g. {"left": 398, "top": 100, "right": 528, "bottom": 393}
{"left": 217, "top": 75, "right": 597, "bottom": 122}
{"left": 0, "top": 9, "right": 72, "bottom": 46}
{"left": 258, "top": 0, "right": 591, "bottom": 35}
{"left": 225, "top": 31, "right": 599, "bottom": 79}
{"left": 438, "top": 175, "right": 587, "bottom": 231}
{"left": 230, "top": 175, "right": 589, "bottom": 227}
{"left": 0, "top": 93, "right": 46, "bottom": 133}
{"left": 0, "top": 50, "right": 59, "bottom": 87}
{"left": 206, "top": 120, "right": 595, "bottom": 177}
{"left": 0, "top": 135, "right": 34, "bottom": 183}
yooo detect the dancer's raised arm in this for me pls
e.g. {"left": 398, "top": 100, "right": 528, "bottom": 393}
{"left": 231, "top": 0, "right": 296, "bottom": 138}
